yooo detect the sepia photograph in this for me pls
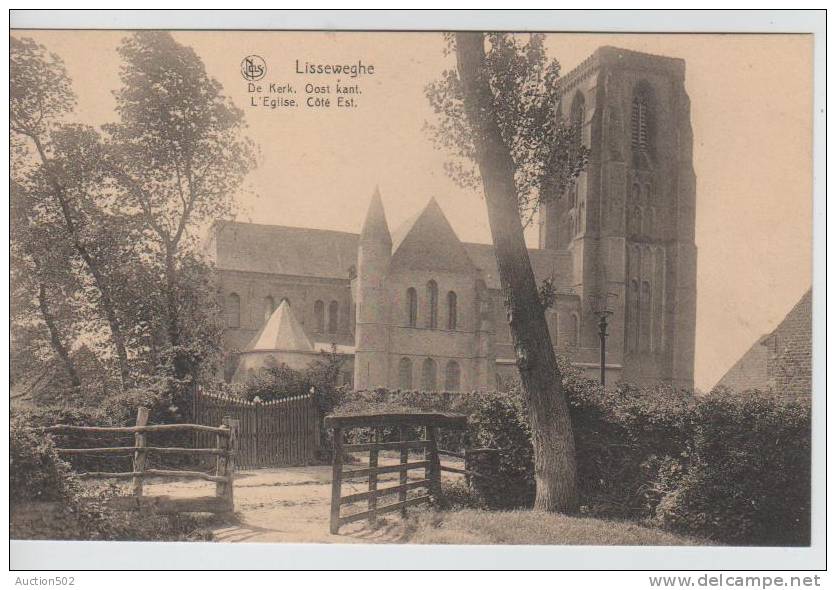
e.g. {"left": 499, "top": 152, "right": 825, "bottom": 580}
{"left": 8, "top": 9, "right": 824, "bottom": 573}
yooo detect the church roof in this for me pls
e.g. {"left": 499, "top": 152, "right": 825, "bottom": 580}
{"left": 210, "top": 205, "right": 572, "bottom": 289}
{"left": 211, "top": 221, "right": 359, "bottom": 279}
{"left": 389, "top": 198, "right": 477, "bottom": 274}
{"left": 246, "top": 299, "right": 315, "bottom": 352}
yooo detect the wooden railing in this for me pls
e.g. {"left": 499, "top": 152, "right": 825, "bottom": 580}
{"left": 44, "top": 408, "right": 239, "bottom": 514}
{"left": 324, "top": 412, "right": 468, "bottom": 534}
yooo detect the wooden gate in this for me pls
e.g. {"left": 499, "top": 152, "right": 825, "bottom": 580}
{"left": 193, "top": 389, "right": 319, "bottom": 469}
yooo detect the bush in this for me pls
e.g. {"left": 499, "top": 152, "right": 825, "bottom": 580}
{"left": 652, "top": 390, "right": 811, "bottom": 546}
{"left": 10, "top": 416, "right": 80, "bottom": 504}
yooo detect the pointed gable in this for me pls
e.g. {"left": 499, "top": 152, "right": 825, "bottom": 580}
{"left": 247, "top": 299, "right": 315, "bottom": 352}
{"left": 389, "top": 198, "right": 476, "bottom": 274}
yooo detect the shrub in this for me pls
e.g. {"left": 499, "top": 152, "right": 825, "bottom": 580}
{"left": 10, "top": 416, "right": 80, "bottom": 504}
{"left": 652, "top": 389, "right": 811, "bottom": 546}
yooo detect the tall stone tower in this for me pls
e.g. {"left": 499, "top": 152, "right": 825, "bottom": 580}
{"left": 354, "top": 187, "right": 392, "bottom": 389}
{"left": 538, "top": 47, "right": 697, "bottom": 389}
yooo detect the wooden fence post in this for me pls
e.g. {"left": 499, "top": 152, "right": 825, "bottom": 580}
{"left": 426, "top": 426, "right": 442, "bottom": 499}
{"left": 399, "top": 424, "right": 409, "bottom": 515}
{"left": 329, "top": 427, "right": 343, "bottom": 534}
{"left": 368, "top": 427, "right": 380, "bottom": 524}
{"left": 215, "top": 418, "right": 230, "bottom": 501}
{"left": 132, "top": 407, "right": 150, "bottom": 497}
{"left": 223, "top": 417, "right": 239, "bottom": 510}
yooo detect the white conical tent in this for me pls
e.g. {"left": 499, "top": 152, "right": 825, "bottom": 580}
{"left": 247, "top": 299, "right": 315, "bottom": 352}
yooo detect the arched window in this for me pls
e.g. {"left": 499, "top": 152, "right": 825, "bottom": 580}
{"left": 631, "top": 83, "right": 653, "bottom": 153}
{"left": 421, "top": 358, "right": 437, "bottom": 391}
{"left": 569, "top": 312, "right": 580, "bottom": 347}
{"left": 628, "top": 279, "right": 640, "bottom": 352}
{"left": 570, "top": 91, "right": 586, "bottom": 147}
{"left": 445, "top": 361, "right": 461, "bottom": 391}
{"left": 263, "top": 296, "right": 275, "bottom": 322}
{"left": 398, "top": 357, "right": 413, "bottom": 390}
{"left": 641, "top": 281, "right": 652, "bottom": 352}
{"left": 426, "top": 280, "right": 438, "bottom": 329}
{"left": 314, "top": 300, "right": 325, "bottom": 333}
{"left": 632, "top": 183, "right": 641, "bottom": 202}
{"left": 406, "top": 287, "right": 418, "bottom": 327}
{"left": 447, "top": 291, "right": 458, "bottom": 330}
{"left": 227, "top": 293, "right": 240, "bottom": 328}
{"left": 327, "top": 300, "right": 339, "bottom": 334}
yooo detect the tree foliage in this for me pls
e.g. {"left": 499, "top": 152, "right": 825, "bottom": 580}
{"left": 10, "top": 33, "right": 251, "bottom": 408}
{"left": 425, "top": 33, "right": 588, "bottom": 227}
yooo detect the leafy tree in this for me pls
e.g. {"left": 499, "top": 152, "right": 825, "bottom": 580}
{"left": 11, "top": 37, "right": 133, "bottom": 389}
{"left": 425, "top": 33, "right": 587, "bottom": 512}
{"left": 104, "top": 32, "right": 256, "bottom": 389}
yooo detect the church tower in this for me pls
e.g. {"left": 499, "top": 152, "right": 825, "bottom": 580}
{"left": 538, "top": 47, "right": 697, "bottom": 389}
{"left": 354, "top": 187, "right": 392, "bottom": 389}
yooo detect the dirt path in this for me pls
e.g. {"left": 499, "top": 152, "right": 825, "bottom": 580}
{"left": 143, "top": 465, "right": 425, "bottom": 543}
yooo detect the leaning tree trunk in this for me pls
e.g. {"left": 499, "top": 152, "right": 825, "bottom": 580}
{"left": 37, "top": 281, "right": 81, "bottom": 389}
{"left": 30, "top": 134, "right": 132, "bottom": 391}
{"left": 455, "top": 32, "right": 578, "bottom": 512}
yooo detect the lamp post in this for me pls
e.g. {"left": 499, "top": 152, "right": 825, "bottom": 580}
{"left": 590, "top": 292, "right": 618, "bottom": 387}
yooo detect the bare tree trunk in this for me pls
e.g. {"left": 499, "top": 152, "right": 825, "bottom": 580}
{"left": 455, "top": 32, "right": 578, "bottom": 512}
{"left": 37, "top": 282, "right": 81, "bottom": 389}
{"left": 30, "top": 134, "right": 132, "bottom": 390}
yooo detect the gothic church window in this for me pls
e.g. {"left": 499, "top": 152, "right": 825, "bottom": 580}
{"left": 569, "top": 313, "right": 580, "bottom": 347}
{"left": 631, "top": 83, "right": 653, "bottom": 154}
{"left": 571, "top": 91, "right": 586, "bottom": 147}
{"left": 314, "top": 300, "right": 325, "bottom": 333}
{"left": 445, "top": 361, "right": 461, "bottom": 391}
{"left": 406, "top": 288, "right": 418, "bottom": 327}
{"left": 426, "top": 280, "right": 438, "bottom": 329}
{"left": 421, "top": 358, "right": 437, "bottom": 390}
{"left": 227, "top": 293, "right": 240, "bottom": 328}
{"left": 641, "top": 281, "right": 652, "bottom": 352}
{"left": 399, "top": 357, "right": 413, "bottom": 390}
{"left": 447, "top": 291, "right": 458, "bottom": 330}
{"left": 263, "top": 296, "right": 275, "bottom": 322}
{"left": 328, "top": 301, "right": 339, "bottom": 334}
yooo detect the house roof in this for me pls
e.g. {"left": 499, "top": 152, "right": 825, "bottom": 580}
{"left": 246, "top": 299, "right": 315, "bottom": 352}
{"left": 715, "top": 288, "right": 812, "bottom": 397}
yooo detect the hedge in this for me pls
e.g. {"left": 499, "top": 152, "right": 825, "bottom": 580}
{"left": 335, "top": 359, "right": 811, "bottom": 546}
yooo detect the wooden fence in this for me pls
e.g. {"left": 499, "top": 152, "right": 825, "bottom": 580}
{"left": 193, "top": 388, "right": 319, "bottom": 469}
{"left": 324, "top": 412, "right": 468, "bottom": 534}
{"left": 45, "top": 408, "right": 238, "bottom": 514}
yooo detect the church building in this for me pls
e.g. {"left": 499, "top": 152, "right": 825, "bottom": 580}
{"left": 207, "top": 46, "right": 697, "bottom": 391}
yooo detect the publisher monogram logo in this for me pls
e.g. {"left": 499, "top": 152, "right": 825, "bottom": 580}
{"left": 241, "top": 55, "right": 266, "bottom": 81}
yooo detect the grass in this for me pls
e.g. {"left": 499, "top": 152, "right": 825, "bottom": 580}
{"left": 400, "top": 508, "right": 709, "bottom": 545}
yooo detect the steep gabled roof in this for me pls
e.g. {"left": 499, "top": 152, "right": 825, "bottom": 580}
{"left": 389, "top": 198, "right": 477, "bottom": 274}
{"left": 246, "top": 299, "right": 315, "bottom": 352}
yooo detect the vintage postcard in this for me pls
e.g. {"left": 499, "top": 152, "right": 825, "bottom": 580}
{"left": 8, "top": 10, "right": 824, "bottom": 573}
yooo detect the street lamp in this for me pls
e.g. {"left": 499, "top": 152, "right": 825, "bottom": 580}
{"left": 590, "top": 292, "right": 618, "bottom": 386}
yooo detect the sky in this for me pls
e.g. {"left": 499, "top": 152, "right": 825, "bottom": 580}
{"left": 14, "top": 30, "right": 813, "bottom": 391}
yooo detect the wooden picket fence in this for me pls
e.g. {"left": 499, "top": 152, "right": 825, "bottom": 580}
{"left": 193, "top": 388, "right": 319, "bottom": 469}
